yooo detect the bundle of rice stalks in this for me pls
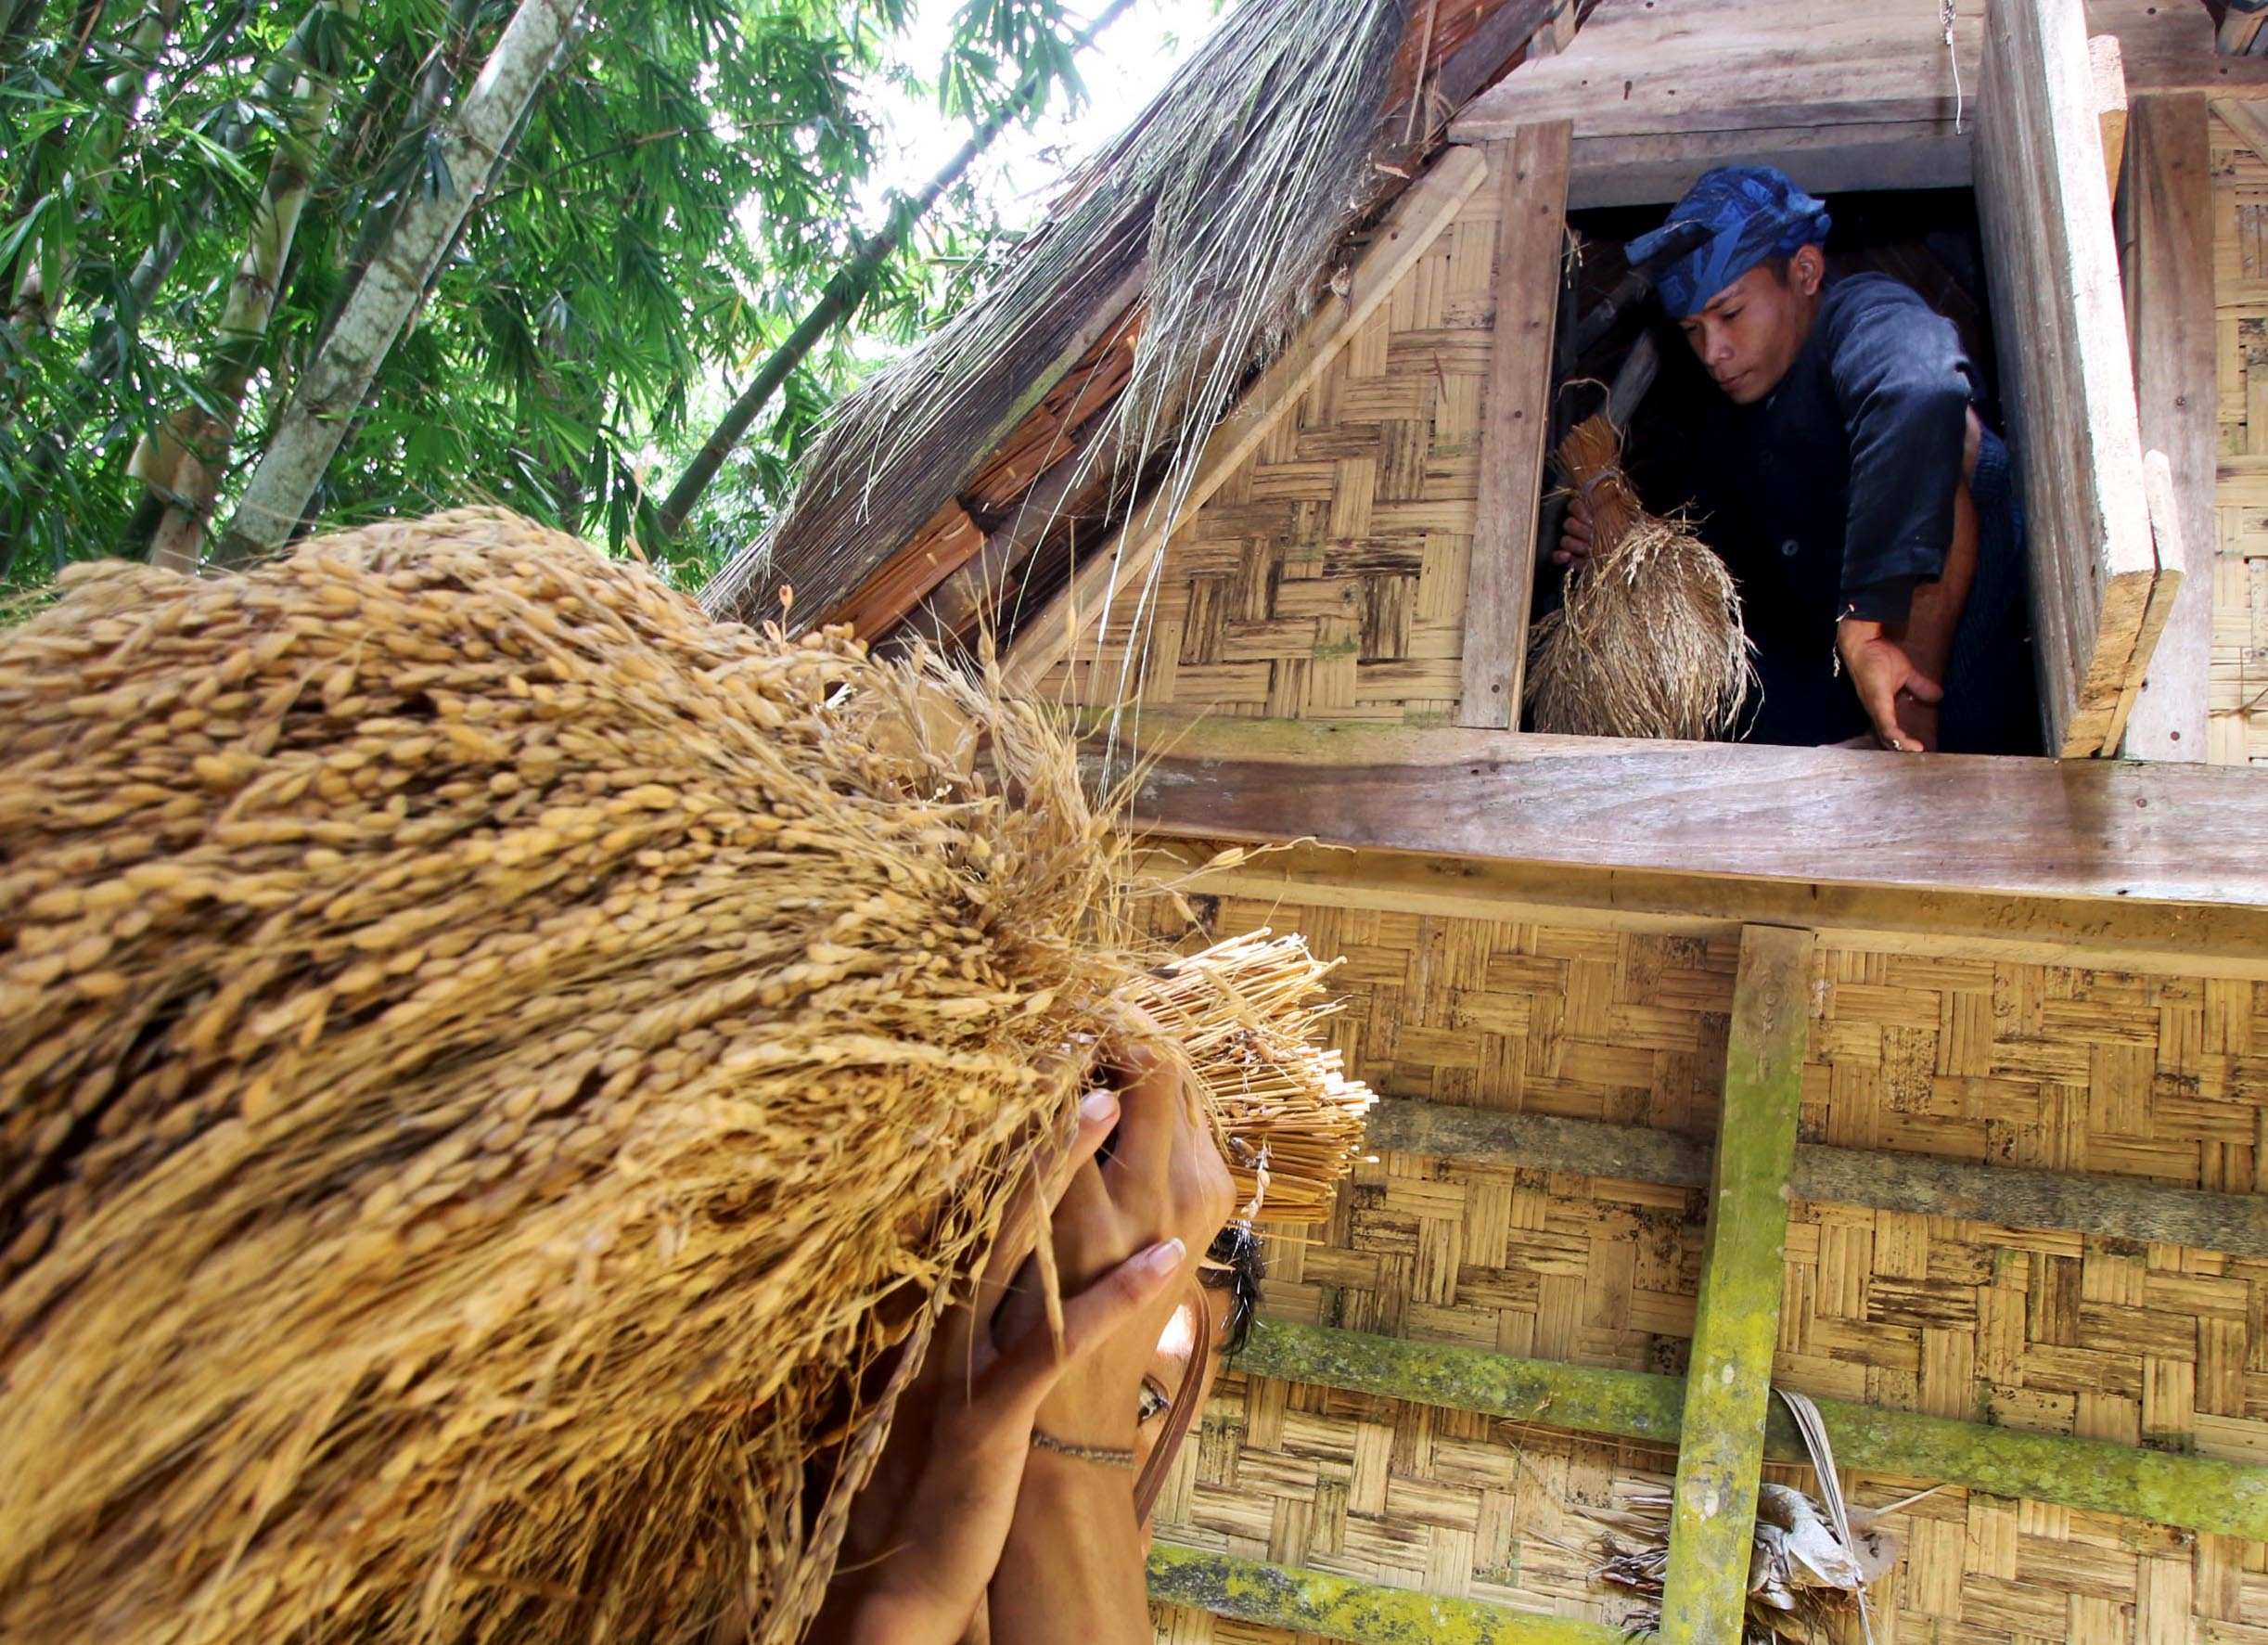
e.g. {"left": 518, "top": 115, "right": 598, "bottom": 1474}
{"left": 0, "top": 508, "right": 1370, "bottom": 1645}
{"left": 1525, "top": 413, "right": 1755, "bottom": 741}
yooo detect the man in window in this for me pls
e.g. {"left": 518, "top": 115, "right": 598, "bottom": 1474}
{"left": 1558, "top": 165, "right": 2037, "bottom": 753}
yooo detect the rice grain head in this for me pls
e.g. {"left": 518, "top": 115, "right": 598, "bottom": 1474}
{"left": 1525, "top": 414, "right": 1755, "bottom": 742}
{"left": 0, "top": 508, "right": 1368, "bottom": 1644}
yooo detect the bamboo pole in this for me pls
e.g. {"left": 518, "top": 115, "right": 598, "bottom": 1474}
{"left": 1658, "top": 923, "right": 1813, "bottom": 1643}
{"left": 1235, "top": 1320, "right": 2268, "bottom": 1541}
{"left": 1147, "top": 1542, "right": 1625, "bottom": 1644}
{"left": 211, "top": 0, "right": 589, "bottom": 567}
{"left": 1358, "top": 1099, "right": 2268, "bottom": 1258}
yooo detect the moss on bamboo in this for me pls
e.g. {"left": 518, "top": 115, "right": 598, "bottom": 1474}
{"left": 1656, "top": 925, "right": 1813, "bottom": 1642}
{"left": 1237, "top": 1319, "right": 2268, "bottom": 1540}
{"left": 1239, "top": 1317, "right": 1686, "bottom": 1444}
{"left": 1147, "top": 1543, "right": 1626, "bottom": 1644}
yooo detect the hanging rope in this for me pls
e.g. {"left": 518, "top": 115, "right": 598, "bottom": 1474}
{"left": 1942, "top": 0, "right": 1965, "bottom": 135}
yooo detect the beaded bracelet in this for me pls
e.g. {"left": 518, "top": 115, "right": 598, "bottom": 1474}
{"left": 1029, "top": 1430, "right": 1134, "bottom": 1469}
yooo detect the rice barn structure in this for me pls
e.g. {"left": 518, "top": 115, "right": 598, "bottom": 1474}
{"left": 707, "top": 0, "right": 2268, "bottom": 1639}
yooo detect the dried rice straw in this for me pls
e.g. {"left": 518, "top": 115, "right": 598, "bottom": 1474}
{"left": 0, "top": 508, "right": 1370, "bottom": 1645}
{"left": 1525, "top": 413, "right": 1755, "bottom": 741}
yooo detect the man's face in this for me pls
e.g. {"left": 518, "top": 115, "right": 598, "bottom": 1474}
{"left": 1676, "top": 245, "right": 1824, "bottom": 405}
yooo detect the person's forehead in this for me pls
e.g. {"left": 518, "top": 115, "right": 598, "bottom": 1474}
{"left": 1692, "top": 262, "right": 1783, "bottom": 317}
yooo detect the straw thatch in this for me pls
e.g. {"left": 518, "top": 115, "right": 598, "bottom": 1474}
{"left": 1526, "top": 413, "right": 1755, "bottom": 741}
{"left": 0, "top": 508, "right": 1368, "bottom": 1644}
{"left": 703, "top": 0, "right": 1408, "bottom": 631}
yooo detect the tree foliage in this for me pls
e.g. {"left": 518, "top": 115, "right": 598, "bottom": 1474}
{"left": 0, "top": 0, "right": 1099, "bottom": 588}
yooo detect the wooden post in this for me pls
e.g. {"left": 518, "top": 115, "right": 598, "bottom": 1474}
{"left": 1976, "top": 0, "right": 2160, "bottom": 755}
{"left": 1458, "top": 122, "right": 1570, "bottom": 729}
{"left": 2116, "top": 93, "right": 2214, "bottom": 759}
{"left": 1657, "top": 923, "right": 1813, "bottom": 1644}
{"left": 2094, "top": 34, "right": 2130, "bottom": 202}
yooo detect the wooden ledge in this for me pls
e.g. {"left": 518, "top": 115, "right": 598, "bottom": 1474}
{"left": 1082, "top": 714, "right": 2268, "bottom": 913}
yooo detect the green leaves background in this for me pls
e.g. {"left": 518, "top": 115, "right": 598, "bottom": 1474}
{"left": 0, "top": 0, "right": 1117, "bottom": 589}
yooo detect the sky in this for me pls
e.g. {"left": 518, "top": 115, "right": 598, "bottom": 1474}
{"left": 860, "top": 0, "right": 1223, "bottom": 234}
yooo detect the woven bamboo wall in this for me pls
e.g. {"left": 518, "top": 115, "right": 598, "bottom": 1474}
{"left": 1143, "top": 891, "right": 2268, "bottom": 1642}
{"left": 1031, "top": 169, "right": 1496, "bottom": 721}
{"left": 2211, "top": 106, "right": 2268, "bottom": 767}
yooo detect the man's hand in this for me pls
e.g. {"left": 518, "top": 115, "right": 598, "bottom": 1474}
{"left": 1553, "top": 493, "right": 1595, "bottom": 568}
{"left": 1837, "top": 616, "right": 1943, "bottom": 752}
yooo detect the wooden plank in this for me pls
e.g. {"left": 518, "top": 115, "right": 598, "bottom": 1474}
{"left": 1238, "top": 1320, "right": 2268, "bottom": 1540}
{"left": 2095, "top": 33, "right": 2131, "bottom": 203}
{"left": 999, "top": 145, "right": 1493, "bottom": 697}
{"left": 2112, "top": 453, "right": 2196, "bottom": 755}
{"left": 1090, "top": 712, "right": 2268, "bottom": 912}
{"left": 1427, "top": 0, "right": 1560, "bottom": 116}
{"left": 1976, "top": 0, "right": 2160, "bottom": 754}
{"left": 1657, "top": 924, "right": 1812, "bottom": 1645}
{"left": 1568, "top": 122, "right": 1971, "bottom": 209}
{"left": 1458, "top": 125, "right": 1569, "bottom": 728}
{"left": 1361, "top": 1099, "right": 2268, "bottom": 1258}
{"left": 2095, "top": 0, "right": 2268, "bottom": 95}
{"left": 1452, "top": 0, "right": 1978, "bottom": 142}
{"left": 2118, "top": 94, "right": 2215, "bottom": 759}
{"left": 1451, "top": 0, "right": 2264, "bottom": 148}
{"left": 1157, "top": 839, "right": 2268, "bottom": 979}
{"left": 1147, "top": 1543, "right": 1624, "bottom": 1645}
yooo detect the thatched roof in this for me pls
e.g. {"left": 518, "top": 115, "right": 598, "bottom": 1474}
{"left": 701, "top": 0, "right": 1561, "bottom": 635}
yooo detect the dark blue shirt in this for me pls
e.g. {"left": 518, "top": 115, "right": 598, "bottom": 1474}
{"left": 1683, "top": 273, "right": 1982, "bottom": 745}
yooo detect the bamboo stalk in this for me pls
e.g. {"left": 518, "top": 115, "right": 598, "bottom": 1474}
{"left": 1148, "top": 1542, "right": 1626, "bottom": 1644}
{"left": 211, "top": 0, "right": 590, "bottom": 567}
{"left": 1236, "top": 1320, "right": 2268, "bottom": 1541}
{"left": 1659, "top": 924, "right": 1813, "bottom": 1645}
{"left": 144, "top": 0, "right": 365, "bottom": 571}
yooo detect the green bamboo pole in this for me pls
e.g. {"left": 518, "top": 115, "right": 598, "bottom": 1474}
{"left": 1657, "top": 923, "right": 1813, "bottom": 1642}
{"left": 1147, "top": 1543, "right": 1625, "bottom": 1644}
{"left": 1235, "top": 1319, "right": 2268, "bottom": 1540}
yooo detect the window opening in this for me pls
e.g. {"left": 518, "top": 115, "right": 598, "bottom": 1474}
{"left": 1531, "top": 186, "right": 2042, "bottom": 757}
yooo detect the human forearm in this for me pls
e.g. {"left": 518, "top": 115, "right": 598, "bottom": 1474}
{"left": 1893, "top": 477, "right": 1978, "bottom": 685}
{"left": 988, "top": 1453, "right": 1153, "bottom": 1645}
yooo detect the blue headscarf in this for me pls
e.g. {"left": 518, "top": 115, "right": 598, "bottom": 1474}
{"left": 1624, "top": 165, "right": 1832, "bottom": 319}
